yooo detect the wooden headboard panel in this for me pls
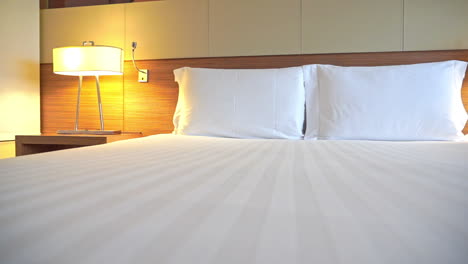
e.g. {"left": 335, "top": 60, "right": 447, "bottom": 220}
{"left": 41, "top": 49, "right": 468, "bottom": 135}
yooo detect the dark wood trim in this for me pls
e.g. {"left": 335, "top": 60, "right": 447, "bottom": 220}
{"left": 15, "top": 134, "right": 142, "bottom": 156}
{"left": 40, "top": 0, "right": 48, "bottom": 9}
{"left": 42, "top": 0, "right": 160, "bottom": 9}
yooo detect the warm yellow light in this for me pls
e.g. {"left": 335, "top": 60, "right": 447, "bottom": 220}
{"left": 53, "top": 46, "right": 123, "bottom": 76}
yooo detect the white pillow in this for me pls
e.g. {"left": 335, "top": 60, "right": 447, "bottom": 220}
{"left": 173, "top": 67, "right": 305, "bottom": 139}
{"left": 304, "top": 60, "right": 468, "bottom": 140}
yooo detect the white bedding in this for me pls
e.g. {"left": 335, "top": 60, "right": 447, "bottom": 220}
{"left": 0, "top": 134, "right": 467, "bottom": 264}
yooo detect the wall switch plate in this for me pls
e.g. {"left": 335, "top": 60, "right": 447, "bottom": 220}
{"left": 138, "top": 69, "right": 148, "bottom": 83}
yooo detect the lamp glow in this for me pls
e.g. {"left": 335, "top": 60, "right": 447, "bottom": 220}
{"left": 53, "top": 43, "right": 123, "bottom": 135}
{"left": 53, "top": 46, "right": 123, "bottom": 76}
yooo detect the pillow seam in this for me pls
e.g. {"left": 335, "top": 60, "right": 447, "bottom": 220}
{"left": 274, "top": 69, "right": 278, "bottom": 134}
{"left": 317, "top": 65, "right": 322, "bottom": 139}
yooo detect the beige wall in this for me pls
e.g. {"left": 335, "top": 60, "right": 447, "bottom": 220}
{"left": 209, "top": 0, "right": 301, "bottom": 57}
{"left": 0, "top": 141, "right": 15, "bottom": 159}
{"left": 302, "top": 0, "right": 403, "bottom": 53}
{"left": 404, "top": 0, "right": 468, "bottom": 51}
{"left": 41, "top": 4, "right": 125, "bottom": 63}
{"left": 40, "top": 0, "right": 468, "bottom": 63}
{"left": 125, "top": 0, "right": 209, "bottom": 60}
{"left": 0, "top": 0, "right": 41, "bottom": 140}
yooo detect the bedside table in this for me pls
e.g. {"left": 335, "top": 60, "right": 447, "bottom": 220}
{"left": 15, "top": 133, "right": 142, "bottom": 157}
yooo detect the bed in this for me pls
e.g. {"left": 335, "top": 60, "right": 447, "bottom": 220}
{"left": 1, "top": 135, "right": 468, "bottom": 264}
{"left": 2, "top": 53, "right": 468, "bottom": 264}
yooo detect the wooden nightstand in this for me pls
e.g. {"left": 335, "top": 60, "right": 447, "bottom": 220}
{"left": 15, "top": 133, "right": 142, "bottom": 157}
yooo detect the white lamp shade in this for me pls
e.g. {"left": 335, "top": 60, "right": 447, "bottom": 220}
{"left": 53, "top": 46, "right": 123, "bottom": 76}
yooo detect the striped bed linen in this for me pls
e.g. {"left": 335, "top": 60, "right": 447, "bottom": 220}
{"left": 0, "top": 134, "right": 467, "bottom": 264}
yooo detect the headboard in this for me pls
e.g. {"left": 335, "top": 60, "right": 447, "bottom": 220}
{"left": 40, "top": 49, "right": 468, "bottom": 135}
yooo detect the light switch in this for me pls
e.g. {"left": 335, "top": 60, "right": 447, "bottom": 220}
{"left": 138, "top": 69, "right": 148, "bottom": 83}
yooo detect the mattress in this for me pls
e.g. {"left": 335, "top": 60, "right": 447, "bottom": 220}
{"left": 0, "top": 134, "right": 467, "bottom": 264}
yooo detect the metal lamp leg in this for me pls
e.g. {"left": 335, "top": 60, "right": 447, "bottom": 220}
{"left": 74, "top": 75, "right": 83, "bottom": 131}
{"left": 95, "top": 75, "right": 104, "bottom": 131}
{"left": 57, "top": 75, "right": 121, "bottom": 135}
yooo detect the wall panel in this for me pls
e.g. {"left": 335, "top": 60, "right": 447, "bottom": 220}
{"left": 40, "top": 0, "right": 468, "bottom": 61}
{"left": 302, "top": 0, "right": 403, "bottom": 54}
{"left": 209, "top": 0, "right": 301, "bottom": 57}
{"left": 125, "top": 0, "right": 209, "bottom": 60}
{"left": 404, "top": 0, "right": 468, "bottom": 51}
{"left": 41, "top": 4, "right": 125, "bottom": 63}
{"left": 0, "top": 0, "right": 40, "bottom": 140}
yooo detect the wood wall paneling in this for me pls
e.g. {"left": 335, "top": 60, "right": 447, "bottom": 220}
{"left": 123, "top": 61, "right": 178, "bottom": 135}
{"left": 41, "top": 50, "right": 468, "bottom": 136}
{"left": 40, "top": 64, "right": 124, "bottom": 133}
{"left": 404, "top": 0, "right": 468, "bottom": 51}
{"left": 302, "top": 0, "right": 403, "bottom": 54}
{"left": 209, "top": 0, "right": 301, "bottom": 57}
{"left": 40, "top": 4, "right": 125, "bottom": 63}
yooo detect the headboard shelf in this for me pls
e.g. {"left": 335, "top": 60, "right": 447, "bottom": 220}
{"left": 40, "top": 49, "right": 468, "bottom": 135}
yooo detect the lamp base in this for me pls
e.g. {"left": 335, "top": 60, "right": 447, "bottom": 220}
{"left": 57, "top": 130, "right": 122, "bottom": 135}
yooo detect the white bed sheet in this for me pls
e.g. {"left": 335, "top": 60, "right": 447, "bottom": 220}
{"left": 0, "top": 134, "right": 467, "bottom": 264}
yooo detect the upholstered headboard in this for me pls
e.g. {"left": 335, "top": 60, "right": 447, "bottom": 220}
{"left": 40, "top": 49, "right": 468, "bottom": 135}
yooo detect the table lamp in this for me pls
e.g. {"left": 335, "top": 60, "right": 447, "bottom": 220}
{"left": 53, "top": 41, "right": 123, "bottom": 135}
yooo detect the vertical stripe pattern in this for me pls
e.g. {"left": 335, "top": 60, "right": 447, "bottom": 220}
{"left": 0, "top": 135, "right": 467, "bottom": 264}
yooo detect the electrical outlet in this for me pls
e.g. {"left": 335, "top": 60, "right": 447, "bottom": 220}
{"left": 138, "top": 69, "right": 148, "bottom": 83}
